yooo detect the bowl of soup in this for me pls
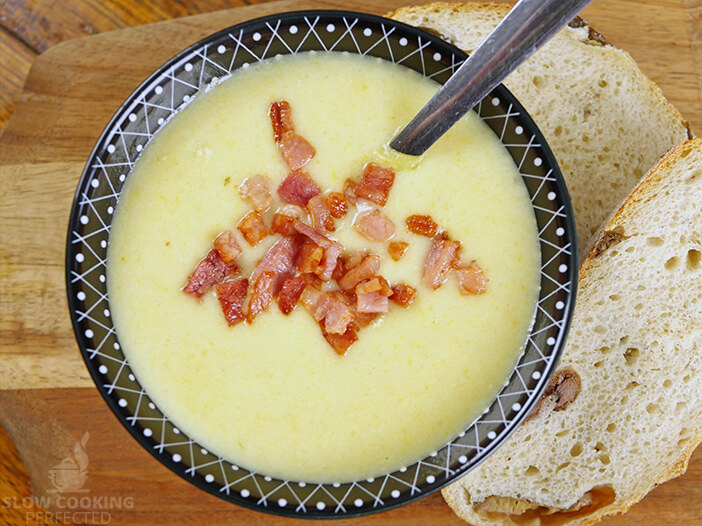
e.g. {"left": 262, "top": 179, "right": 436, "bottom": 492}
{"left": 66, "top": 10, "right": 577, "bottom": 518}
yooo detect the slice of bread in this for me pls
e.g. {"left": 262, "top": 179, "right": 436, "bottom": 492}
{"left": 441, "top": 138, "right": 702, "bottom": 525}
{"left": 388, "top": 2, "right": 691, "bottom": 255}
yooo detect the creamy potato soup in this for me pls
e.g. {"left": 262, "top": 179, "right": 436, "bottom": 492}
{"left": 107, "top": 52, "right": 540, "bottom": 483}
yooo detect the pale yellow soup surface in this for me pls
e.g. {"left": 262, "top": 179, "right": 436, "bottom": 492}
{"left": 107, "top": 52, "right": 540, "bottom": 483}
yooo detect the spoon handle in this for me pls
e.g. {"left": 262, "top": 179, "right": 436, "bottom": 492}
{"left": 390, "top": 0, "right": 593, "bottom": 156}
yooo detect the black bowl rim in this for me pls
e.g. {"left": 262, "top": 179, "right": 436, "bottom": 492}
{"left": 65, "top": 8, "right": 578, "bottom": 519}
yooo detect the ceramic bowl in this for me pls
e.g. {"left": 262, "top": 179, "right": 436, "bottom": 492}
{"left": 65, "top": 10, "right": 577, "bottom": 518}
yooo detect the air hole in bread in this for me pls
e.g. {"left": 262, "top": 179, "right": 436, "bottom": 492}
{"left": 625, "top": 380, "right": 639, "bottom": 391}
{"left": 525, "top": 465, "right": 540, "bottom": 477}
{"left": 598, "top": 79, "right": 608, "bottom": 88}
{"left": 556, "top": 461, "right": 570, "bottom": 472}
{"left": 609, "top": 294, "right": 620, "bottom": 301}
{"left": 570, "top": 442, "right": 583, "bottom": 457}
{"left": 646, "top": 403, "right": 661, "bottom": 415}
{"left": 675, "top": 401, "right": 687, "bottom": 414}
{"left": 624, "top": 348, "right": 640, "bottom": 366}
{"left": 663, "top": 379, "right": 673, "bottom": 388}
{"left": 532, "top": 76, "right": 544, "bottom": 87}
{"left": 647, "top": 236, "right": 664, "bottom": 247}
{"left": 683, "top": 374, "right": 691, "bottom": 383}
{"left": 555, "top": 429, "right": 569, "bottom": 438}
{"left": 619, "top": 335, "right": 629, "bottom": 345}
{"left": 594, "top": 360, "right": 604, "bottom": 368}
{"left": 634, "top": 303, "right": 644, "bottom": 310}
{"left": 597, "top": 345, "right": 611, "bottom": 354}
{"left": 664, "top": 256, "right": 680, "bottom": 270}
{"left": 606, "top": 423, "right": 617, "bottom": 432}
{"left": 554, "top": 125, "right": 563, "bottom": 136}
{"left": 686, "top": 249, "right": 701, "bottom": 270}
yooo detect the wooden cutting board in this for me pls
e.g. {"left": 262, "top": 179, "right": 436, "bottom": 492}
{"left": 1, "top": 0, "right": 700, "bottom": 524}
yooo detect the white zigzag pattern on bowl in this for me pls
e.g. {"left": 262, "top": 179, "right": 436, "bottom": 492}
{"left": 68, "top": 14, "right": 573, "bottom": 515}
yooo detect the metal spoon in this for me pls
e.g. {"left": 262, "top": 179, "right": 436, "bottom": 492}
{"left": 390, "top": 0, "right": 593, "bottom": 156}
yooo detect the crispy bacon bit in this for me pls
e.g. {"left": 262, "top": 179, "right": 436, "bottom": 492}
{"left": 250, "top": 236, "right": 301, "bottom": 293}
{"left": 269, "top": 100, "right": 294, "bottom": 141}
{"left": 390, "top": 284, "right": 417, "bottom": 308}
{"left": 216, "top": 279, "right": 248, "bottom": 326}
{"left": 331, "top": 255, "right": 347, "bottom": 282}
{"left": 354, "top": 210, "right": 395, "bottom": 242}
{"left": 406, "top": 214, "right": 439, "bottom": 237}
{"left": 277, "top": 276, "right": 307, "bottom": 315}
{"left": 271, "top": 205, "right": 305, "bottom": 236}
{"left": 213, "top": 231, "right": 241, "bottom": 264}
{"left": 327, "top": 192, "right": 348, "bottom": 218}
{"left": 247, "top": 271, "right": 275, "bottom": 323}
{"left": 184, "top": 249, "right": 239, "bottom": 298}
{"left": 343, "top": 179, "right": 358, "bottom": 206}
{"left": 279, "top": 133, "right": 316, "bottom": 171}
{"left": 307, "top": 194, "right": 335, "bottom": 232}
{"left": 319, "top": 241, "right": 343, "bottom": 282}
{"left": 355, "top": 162, "right": 395, "bottom": 206}
{"left": 455, "top": 262, "right": 488, "bottom": 295}
{"left": 423, "top": 238, "right": 461, "bottom": 289}
{"left": 355, "top": 277, "right": 392, "bottom": 314}
{"left": 297, "top": 242, "right": 324, "bottom": 274}
{"left": 294, "top": 220, "right": 331, "bottom": 248}
{"left": 300, "top": 287, "right": 354, "bottom": 334}
{"left": 278, "top": 171, "right": 321, "bottom": 206}
{"left": 270, "top": 101, "right": 316, "bottom": 170}
{"left": 321, "top": 324, "right": 358, "bottom": 356}
{"left": 355, "top": 276, "right": 393, "bottom": 296}
{"left": 271, "top": 213, "right": 297, "bottom": 236}
{"left": 237, "top": 210, "right": 269, "bottom": 246}
{"left": 301, "top": 272, "right": 324, "bottom": 290}
{"left": 239, "top": 175, "right": 273, "bottom": 212}
{"left": 388, "top": 241, "right": 409, "bottom": 261}
{"left": 338, "top": 254, "right": 380, "bottom": 292}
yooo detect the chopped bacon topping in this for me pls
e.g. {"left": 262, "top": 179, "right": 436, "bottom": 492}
{"left": 271, "top": 205, "right": 304, "bottom": 236}
{"left": 319, "top": 241, "right": 343, "bottom": 282}
{"left": 250, "top": 236, "right": 301, "bottom": 293}
{"left": 279, "top": 133, "right": 316, "bottom": 171}
{"left": 270, "top": 101, "right": 316, "bottom": 170}
{"left": 390, "top": 284, "right": 417, "bottom": 308}
{"left": 355, "top": 162, "right": 395, "bottom": 206}
{"left": 354, "top": 209, "right": 395, "bottom": 242}
{"left": 271, "top": 213, "right": 297, "bottom": 236}
{"left": 294, "top": 220, "right": 331, "bottom": 248}
{"left": 455, "top": 262, "right": 488, "bottom": 295}
{"left": 277, "top": 276, "right": 307, "bottom": 315}
{"left": 300, "top": 286, "right": 354, "bottom": 334}
{"left": 216, "top": 279, "right": 248, "bottom": 326}
{"left": 388, "top": 241, "right": 409, "bottom": 261}
{"left": 184, "top": 249, "right": 239, "bottom": 298}
{"left": 338, "top": 254, "right": 380, "bottom": 292}
{"left": 343, "top": 179, "right": 358, "bottom": 207}
{"left": 213, "top": 231, "right": 241, "bottom": 264}
{"left": 307, "top": 194, "right": 335, "bottom": 232}
{"left": 327, "top": 192, "right": 348, "bottom": 218}
{"left": 297, "top": 241, "right": 324, "bottom": 274}
{"left": 278, "top": 170, "right": 321, "bottom": 206}
{"left": 355, "top": 276, "right": 392, "bottom": 296}
{"left": 321, "top": 324, "right": 358, "bottom": 356}
{"left": 344, "top": 249, "right": 368, "bottom": 271}
{"left": 269, "top": 100, "right": 294, "bottom": 141}
{"left": 239, "top": 175, "right": 273, "bottom": 212}
{"left": 423, "top": 237, "right": 461, "bottom": 290}
{"left": 332, "top": 255, "right": 347, "bottom": 282}
{"left": 237, "top": 210, "right": 269, "bottom": 246}
{"left": 247, "top": 271, "right": 275, "bottom": 323}
{"left": 406, "top": 214, "right": 439, "bottom": 237}
{"left": 356, "top": 291, "right": 389, "bottom": 313}
{"left": 355, "top": 277, "right": 392, "bottom": 314}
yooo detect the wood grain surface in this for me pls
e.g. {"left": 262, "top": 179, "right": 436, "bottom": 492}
{"left": 0, "top": 0, "right": 701, "bottom": 524}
